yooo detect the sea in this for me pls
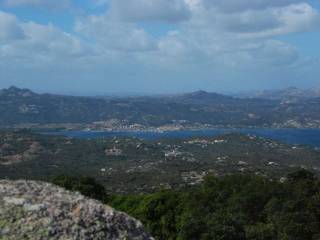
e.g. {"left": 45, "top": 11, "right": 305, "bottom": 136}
{"left": 44, "top": 128, "right": 320, "bottom": 148}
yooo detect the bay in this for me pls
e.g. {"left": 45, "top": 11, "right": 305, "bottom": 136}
{"left": 44, "top": 128, "right": 320, "bottom": 148}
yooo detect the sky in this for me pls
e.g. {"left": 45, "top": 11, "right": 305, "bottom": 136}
{"left": 0, "top": 0, "right": 320, "bottom": 94}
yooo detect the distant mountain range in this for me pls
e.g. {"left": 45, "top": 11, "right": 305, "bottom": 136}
{"left": 236, "top": 87, "right": 320, "bottom": 101}
{"left": 1, "top": 86, "right": 320, "bottom": 128}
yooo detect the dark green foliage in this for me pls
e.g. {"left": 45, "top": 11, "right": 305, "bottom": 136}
{"left": 287, "top": 169, "right": 317, "bottom": 182}
{"left": 51, "top": 175, "right": 107, "bottom": 201}
{"left": 108, "top": 171, "right": 320, "bottom": 240}
{"left": 110, "top": 191, "right": 182, "bottom": 240}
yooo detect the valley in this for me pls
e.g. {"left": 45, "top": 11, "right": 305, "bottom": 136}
{"left": 1, "top": 130, "right": 319, "bottom": 194}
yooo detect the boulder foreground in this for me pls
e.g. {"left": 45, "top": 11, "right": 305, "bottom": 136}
{"left": 0, "top": 180, "right": 153, "bottom": 240}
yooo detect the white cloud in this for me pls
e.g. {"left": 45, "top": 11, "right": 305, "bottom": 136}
{"left": 135, "top": 0, "right": 318, "bottom": 71}
{"left": 275, "top": 3, "right": 320, "bottom": 33}
{"left": 183, "top": 1, "right": 320, "bottom": 38}
{"left": 0, "top": 11, "right": 25, "bottom": 41}
{"left": 0, "top": 1, "right": 319, "bottom": 91}
{"left": 22, "top": 22, "right": 93, "bottom": 57}
{"left": 109, "top": 0, "right": 191, "bottom": 22}
{"left": 219, "top": 9, "right": 282, "bottom": 34}
{"left": 75, "top": 15, "right": 157, "bottom": 52}
{"left": 91, "top": 0, "right": 108, "bottom": 7}
{"left": 4, "top": 0, "right": 71, "bottom": 9}
{"left": 202, "top": 0, "right": 303, "bottom": 13}
{"left": 0, "top": 11, "right": 93, "bottom": 62}
{"left": 150, "top": 28, "right": 301, "bottom": 70}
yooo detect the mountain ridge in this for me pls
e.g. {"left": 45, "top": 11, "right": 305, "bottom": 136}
{"left": 1, "top": 86, "right": 320, "bottom": 128}
{"left": 236, "top": 87, "right": 320, "bottom": 100}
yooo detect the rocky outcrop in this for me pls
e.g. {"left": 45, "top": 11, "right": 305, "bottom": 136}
{"left": 0, "top": 180, "right": 153, "bottom": 240}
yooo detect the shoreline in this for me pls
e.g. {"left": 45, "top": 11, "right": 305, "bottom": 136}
{"left": 2, "top": 124, "right": 320, "bottom": 133}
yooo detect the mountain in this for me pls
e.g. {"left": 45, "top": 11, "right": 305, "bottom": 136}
{"left": 0, "top": 180, "right": 153, "bottom": 240}
{"left": 169, "top": 90, "right": 235, "bottom": 105}
{"left": 0, "top": 86, "right": 36, "bottom": 98}
{"left": 0, "top": 86, "right": 320, "bottom": 128}
{"left": 237, "top": 87, "right": 320, "bottom": 101}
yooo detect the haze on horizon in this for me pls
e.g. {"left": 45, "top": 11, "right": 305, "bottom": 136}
{"left": 0, "top": 0, "right": 320, "bottom": 94}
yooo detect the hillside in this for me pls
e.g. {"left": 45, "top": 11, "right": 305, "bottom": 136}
{"left": 1, "top": 86, "right": 320, "bottom": 128}
{"left": 0, "top": 180, "right": 153, "bottom": 240}
{"left": 1, "top": 130, "right": 320, "bottom": 193}
{"left": 107, "top": 171, "right": 320, "bottom": 240}
{"left": 237, "top": 87, "right": 320, "bottom": 101}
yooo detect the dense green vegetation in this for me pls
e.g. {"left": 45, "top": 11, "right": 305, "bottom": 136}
{"left": 52, "top": 170, "right": 320, "bottom": 240}
{"left": 51, "top": 175, "right": 107, "bottom": 202}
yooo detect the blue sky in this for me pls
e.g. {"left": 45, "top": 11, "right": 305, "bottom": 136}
{"left": 0, "top": 0, "right": 320, "bottom": 94}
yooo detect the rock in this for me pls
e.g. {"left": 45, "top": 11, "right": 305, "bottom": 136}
{"left": 0, "top": 180, "right": 153, "bottom": 240}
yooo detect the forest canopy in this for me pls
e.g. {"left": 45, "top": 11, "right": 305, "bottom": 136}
{"left": 52, "top": 169, "right": 320, "bottom": 240}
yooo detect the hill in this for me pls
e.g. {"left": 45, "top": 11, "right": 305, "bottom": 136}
{"left": 1, "top": 86, "right": 320, "bottom": 128}
{"left": 237, "top": 87, "right": 320, "bottom": 101}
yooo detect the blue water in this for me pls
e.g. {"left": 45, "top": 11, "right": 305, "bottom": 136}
{"left": 44, "top": 128, "right": 320, "bottom": 148}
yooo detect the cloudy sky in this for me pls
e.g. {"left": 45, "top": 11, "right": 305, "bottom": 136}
{"left": 0, "top": 0, "right": 320, "bottom": 94}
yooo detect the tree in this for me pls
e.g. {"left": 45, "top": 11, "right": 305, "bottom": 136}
{"left": 51, "top": 175, "right": 107, "bottom": 201}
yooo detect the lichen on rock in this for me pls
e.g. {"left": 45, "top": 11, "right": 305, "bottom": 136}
{"left": 0, "top": 180, "right": 153, "bottom": 240}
